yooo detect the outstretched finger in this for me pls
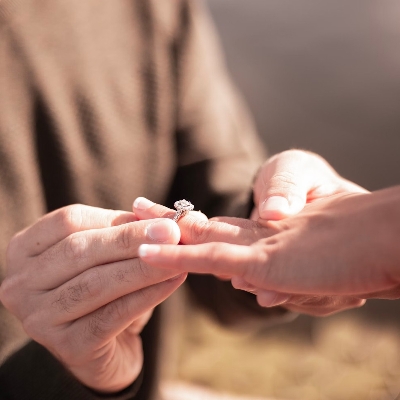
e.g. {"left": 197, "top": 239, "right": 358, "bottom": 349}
{"left": 138, "top": 242, "right": 264, "bottom": 279}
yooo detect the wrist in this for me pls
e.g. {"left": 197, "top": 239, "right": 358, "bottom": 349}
{"left": 70, "top": 361, "right": 143, "bottom": 394}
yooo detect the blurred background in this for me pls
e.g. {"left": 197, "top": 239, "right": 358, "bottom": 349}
{"left": 175, "top": 1, "right": 400, "bottom": 399}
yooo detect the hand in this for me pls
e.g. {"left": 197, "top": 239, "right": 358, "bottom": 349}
{"left": 133, "top": 196, "right": 400, "bottom": 316}
{"left": 253, "top": 149, "right": 368, "bottom": 220}
{"left": 0, "top": 205, "right": 186, "bottom": 393}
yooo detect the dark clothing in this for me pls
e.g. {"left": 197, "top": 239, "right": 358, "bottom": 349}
{"left": 0, "top": 1, "right": 284, "bottom": 398}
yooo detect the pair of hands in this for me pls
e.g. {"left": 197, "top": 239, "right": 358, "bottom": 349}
{"left": 136, "top": 150, "right": 372, "bottom": 316}
{"left": 0, "top": 150, "right": 373, "bottom": 393}
{"left": 139, "top": 151, "right": 400, "bottom": 313}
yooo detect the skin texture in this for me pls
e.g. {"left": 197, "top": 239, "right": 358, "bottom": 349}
{"left": 133, "top": 150, "right": 398, "bottom": 317}
{"left": 0, "top": 205, "right": 187, "bottom": 393}
{"left": 0, "top": 150, "right": 379, "bottom": 393}
{"left": 253, "top": 149, "right": 368, "bottom": 220}
{"left": 136, "top": 188, "right": 400, "bottom": 314}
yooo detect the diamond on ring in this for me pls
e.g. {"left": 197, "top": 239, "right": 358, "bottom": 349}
{"left": 173, "top": 199, "right": 194, "bottom": 222}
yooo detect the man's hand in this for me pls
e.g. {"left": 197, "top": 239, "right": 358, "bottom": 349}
{"left": 0, "top": 205, "right": 186, "bottom": 393}
{"left": 253, "top": 149, "right": 368, "bottom": 220}
{"left": 132, "top": 195, "right": 400, "bottom": 316}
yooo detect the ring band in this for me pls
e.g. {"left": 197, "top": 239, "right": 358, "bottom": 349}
{"left": 173, "top": 199, "right": 194, "bottom": 223}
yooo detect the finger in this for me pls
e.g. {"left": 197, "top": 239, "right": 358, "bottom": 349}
{"left": 230, "top": 277, "right": 367, "bottom": 313}
{"left": 231, "top": 277, "right": 291, "bottom": 304}
{"left": 255, "top": 151, "right": 318, "bottom": 220}
{"left": 34, "top": 218, "right": 180, "bottom": 289}
{"left": 138, "top": 242, "right": 264, "bottom": 278}
{"left": 64, "top": 274, "right": 187, "bottom": 359}
{"left": 47, "top": 258, "right": 181, "bottom": 324}
{"left": 133, "top": 197, "right": 262, "bottom": 245}
{"left": 14, "top": 204, "right": 138, "bottom": 256}
{"left": 279, "top": 295, "right": 366, "bottom": 317}
{"left": 231, "top": 277, "right": 366, "bottom": 316}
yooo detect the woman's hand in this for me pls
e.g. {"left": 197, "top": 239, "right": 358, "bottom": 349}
{"left": 133, "top": 190, "right": 400, "bottom": 316}
{"left": 132, "top": 151, "right": 374, "bottom": 317}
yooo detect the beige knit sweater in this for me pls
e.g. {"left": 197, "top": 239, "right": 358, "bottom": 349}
{"left": 0, "top": 1, "right": 285, "bottom": 399}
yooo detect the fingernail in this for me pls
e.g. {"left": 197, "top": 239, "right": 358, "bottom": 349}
{"left": 146, "top": 220, "right": 178, "bottom": 243}
{"left": 138, "top": 244, "right": 161, "bottom": 258}
{"left": 260, "top": 196, "right": 290, "bottom": 219}
{"left": 133, "top": 197, "right": 155, "bottom": 210}
{"left": 257, "top": 290, "right": 290, "bottom": 307}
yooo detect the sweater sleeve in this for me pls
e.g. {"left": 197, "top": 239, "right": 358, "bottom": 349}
{"left": 167, "top": 0, "right": 293, "bottom": 328}
{"left": 0, "top": 341, "right": 143, "bottom": 400}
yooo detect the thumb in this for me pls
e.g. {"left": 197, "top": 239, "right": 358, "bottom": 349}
{"left": 256, "top": 151, "right": 316, "bottom": 220}
{"left": 258, "top": 173, "right": 308, "bottom": 220}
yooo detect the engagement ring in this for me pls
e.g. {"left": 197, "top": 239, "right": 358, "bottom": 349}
{"left": 173, "top": 199, "right": 194, "bottom": 222}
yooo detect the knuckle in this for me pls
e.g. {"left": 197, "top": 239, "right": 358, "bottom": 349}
{"left": 0, "top": 272, "right": 29, "bottom": 313}
{"left": 87, "top": 314, "right": 106, "bottom": 340}
{"left": 57, "top": 204, "right": 86, "bottom": 235}
{"left": 268, "top": 172, "right": 298, "bottom": 193}
{"left": 185, "top": 219, "right": 213, "bottom": 244}
{"left": 135, "top": 258, "right": 152, "bottom": 280}
{"left": 266, "top": 171, "right": 306, "bottom": 205}
{"left": 115, "top": 224, "right": 134, "bottom": 251}
{"left": 79, "top": 269, "right": 104, "bottom": 298}
{"left": 105, "top": 298, "right": 127, "bottom": 321}
{"left": 54, "top": 270, "right": 103, "bottom": 313}
{"left": 63, "top": 233, "right": 88, "bottom": 262}
{"left": 111, "top": 260, "right": 136, "bottom": 283}
{"left": 87, "top": 299, "right": 128, "bottom": 340}
{"left": 245, "top": 242, "right": 270, "bottom": 281}
{"left": 207, "top": 243, "right": 228, "bottom": 269}
{"left": 52, "top": 289, "right": 72, "bottom": 313}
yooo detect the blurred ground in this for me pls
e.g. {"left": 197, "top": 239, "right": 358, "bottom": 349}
{"left": 176, "top": 309, "right": 400, "bottom": 400}
{"left": 175, "top": 1, "right": 400, "bottom": 399}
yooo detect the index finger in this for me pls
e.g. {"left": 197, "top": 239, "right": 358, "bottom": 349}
{"left": 138, "top": 242, "right": 260, "bottom": 279}
{"left": 14, "top": 204, "right": 137, "bottom": 256}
